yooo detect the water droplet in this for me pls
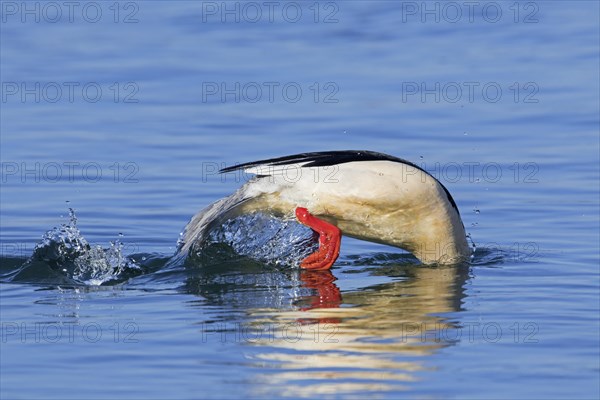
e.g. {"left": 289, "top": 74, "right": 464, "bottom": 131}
{"left": 419, "top": 155, "right": 424, "bottom": 160}
{"left": 343, "top": 130, "right": 347, "bottom": 134}
{"left": 118, "top": 232, "right": 124, "bottom": 238}
{"left": 473, "top": 209, "right": 480, "bottom": 214}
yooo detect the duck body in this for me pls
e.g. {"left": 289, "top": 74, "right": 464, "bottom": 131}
{"left": 177, "top": 151, "right": 470, "bottom": 268}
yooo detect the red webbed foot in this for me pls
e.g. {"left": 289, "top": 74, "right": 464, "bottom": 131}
{"left": 295, "top": 207, "right": 341, "bottom": 270}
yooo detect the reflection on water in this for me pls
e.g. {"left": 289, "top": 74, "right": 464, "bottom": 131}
{"left": 180, "top": 258, "right": 470, "bottom": 397}
{"left": 3, "top": 236, "right": 471, "bottom": 399}
{"left": 1, "top": 213, "right": 480, "bottom": 398}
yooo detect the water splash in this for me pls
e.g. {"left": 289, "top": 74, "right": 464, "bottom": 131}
{"left": 194, "top": 212, "right": 319, "bottom": 267}
{"left": 26, "top": 208, "right": 141, "bottom": 285}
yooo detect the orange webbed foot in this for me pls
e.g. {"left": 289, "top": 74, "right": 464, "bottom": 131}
{"left": 295, "top": 207, "right": 341, "bottom": 270}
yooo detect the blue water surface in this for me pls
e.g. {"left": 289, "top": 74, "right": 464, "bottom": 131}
{"left": 1, "top": 1, "right": 599, "bottom": 399}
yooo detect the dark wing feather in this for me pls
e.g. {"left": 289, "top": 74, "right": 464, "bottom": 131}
{"left": 220, "top": 150, "right": 424, "bottom": 171}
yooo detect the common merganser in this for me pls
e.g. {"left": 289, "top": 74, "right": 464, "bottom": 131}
{"left": 177, "top": 150, "right": 470, "bottom": 269}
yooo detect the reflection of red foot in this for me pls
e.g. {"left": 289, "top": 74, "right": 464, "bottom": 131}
{"left": 299, "top": 270, "right": 342, "bottom": 310}
{"left": 295, "top": 207, "right": 341, "bottom": 270}
{"left": 298, "top": 270, "right": 341, "bottom": 324}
